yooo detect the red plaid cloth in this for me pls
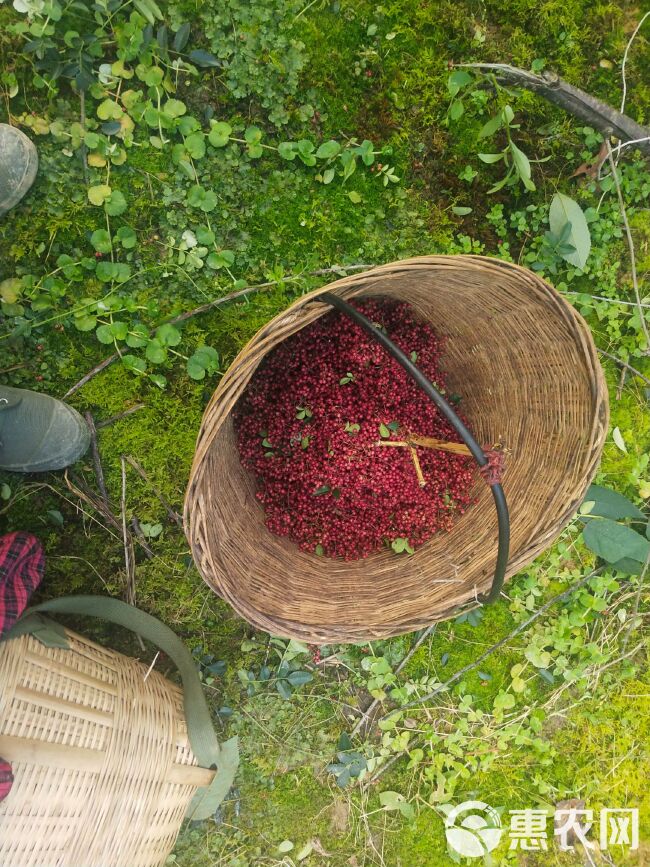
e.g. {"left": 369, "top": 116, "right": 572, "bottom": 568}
{"left": 0, "top": 760, "right": 12, "bottom": 802}
{"left": 0, "top": 531, "right": 44, "bottom": 803}
{"left": 0, "top": 531, "right": 44, "bottom": 638}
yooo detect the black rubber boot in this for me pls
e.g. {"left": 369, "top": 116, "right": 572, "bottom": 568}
{"left": 0, "top": 386, "right": 90, "bottom": 472}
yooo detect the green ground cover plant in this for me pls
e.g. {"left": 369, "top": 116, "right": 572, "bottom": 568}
{"left": 1, "top": 0, "right": 649, "bottom": 863}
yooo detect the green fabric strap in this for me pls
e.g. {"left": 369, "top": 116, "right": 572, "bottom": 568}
{"left": 3, "top": 595, "right": 238, "bottom": 820}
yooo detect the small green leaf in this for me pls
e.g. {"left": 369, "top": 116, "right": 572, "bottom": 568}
{"left": 145, "top": 339, "right": 167, "bottom": 363}
{"left": 187, "top": 359, "right": 206, "bottom": 380}
{"left": 379, "top": 423, "right": 390, "bottom": 438}
{"left": 447, "top": 69, "right": 472, "bottom": 96}
{"left": 105, "top": 190, "right": 127, "bottom": 216}
{"left": 95, "top": 324, "right": 114, "bottom": 344}
{"left": 122, "top": 354, "right": 147, "bottom": 375}
{"left": 612, "top": 426, "right": 627, "bottom": 453}
{"left": 206, "top": 250, "right": 235, "bottom": 269}
{"left": 155, "top": 323, "right": 182, "bottom": 346}
{"left": 88, "top": 184, "right": 112, "bottom": 206}
{"left": 188, "top": 49, "right": 221, "bottom": 67}
{"left": 208, "top": 121, "right": 232, "bottom": 147}
{"left": 115, "top": 226, "right": 137, "bottom": 248}
{"left": 509, "top": 141, "right": 535, "bottom": 190}
{"left": 316, "top": 140, "right": 341, "bottom": 160}
{"left": 90, "top": 229, "right": 112, "bottom": 253}
{"left": 278, "top": 141, "right": 297, "bottom": 160}
{"left": 47, "top": 509, "right": 64, "bottom": 527}
{"left": 478, "top": 153, "right": 504, "bottom": 164}
{"left": 184, "top": 131, "right": 206, "bottom": 159}
{"left": 379, "top": 791, "right": 407, "bottom": 811}
{"left": 348, "top": 190, "right": 362, "bottom": 203}
{"left": 549, "top": 193, "right": 591, "bottom": 268}
{"left": 449, "top": 99, "right": 464, "bottom": 120}
{"left": 478, "top": 113, "right": 503, "bottom": 139}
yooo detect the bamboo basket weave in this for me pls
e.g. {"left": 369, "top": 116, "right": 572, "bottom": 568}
{"left": 0, "top": 627, "right": 216, "bottom": 867}
{"left": 185, "top": 255, "right": 608, "bottom": 643}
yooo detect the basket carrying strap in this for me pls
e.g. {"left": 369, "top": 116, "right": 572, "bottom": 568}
{"left": 3, "top": 595, "right": 238, "bottom": 821}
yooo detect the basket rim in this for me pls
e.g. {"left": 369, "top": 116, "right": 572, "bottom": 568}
{"left": 184, "top": 254, "right": 609, "bottom": 641}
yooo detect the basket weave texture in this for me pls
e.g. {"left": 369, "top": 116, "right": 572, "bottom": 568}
{"left": 0, "top": 629, "right": 215, "bottom": 867}
{"left": 185, "top": 255, "right": 608, "bottom": 643}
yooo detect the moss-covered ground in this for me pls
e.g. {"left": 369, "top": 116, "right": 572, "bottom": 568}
{"left": 1, "top": 0, "right": 649, "bottom": 863}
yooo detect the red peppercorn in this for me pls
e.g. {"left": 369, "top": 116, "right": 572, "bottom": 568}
{"left": 235, "top": 300, "right": 476, "bottom": 561}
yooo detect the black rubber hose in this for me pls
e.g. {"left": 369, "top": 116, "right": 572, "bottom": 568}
{"left": 320, "top": 291, "right": 510, "bottom": 604}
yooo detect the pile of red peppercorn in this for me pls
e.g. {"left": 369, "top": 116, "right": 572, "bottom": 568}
{"left": 235, "top": 299, "right": 476, "bottom": 560}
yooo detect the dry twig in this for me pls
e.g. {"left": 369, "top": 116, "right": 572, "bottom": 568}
{"left": 84, "top": 411, "right": 109, "bottom": 507}
{"left": 605, "top": 141, "right": 650, "bottom": 354}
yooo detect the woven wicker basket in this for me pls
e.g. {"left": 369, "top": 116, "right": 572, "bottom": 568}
{"left": 0, "top": 627, "right": 217, "bottom": 867}
{"left": 185, "top": 255, "right": 608, "bottom": 643}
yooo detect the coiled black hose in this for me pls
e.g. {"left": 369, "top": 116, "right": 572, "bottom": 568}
{"left": 321, "top": 291, "right": 510, "bottom": 604}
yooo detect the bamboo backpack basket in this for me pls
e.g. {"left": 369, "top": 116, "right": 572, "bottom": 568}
{"left": 0, "top": 597, "right": 238, "bottom": 867}
{"left": 185, "top": 255, "right": 608, "bottom": 643}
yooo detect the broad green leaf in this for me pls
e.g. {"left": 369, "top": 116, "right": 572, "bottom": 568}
{"left": 549, "top": 192, "right": 591, "bottom": 269}
{"left": 452, "top": 206, "right": 472, "bottom": 215}
{"left": 611, "top": 557, "right": 648, "bottom": 575}
{"left": 583, "top": 484, "right": 645, "bottom": 521}
{"left": 583, "top": 517, "right": 650, "bottom": 564}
